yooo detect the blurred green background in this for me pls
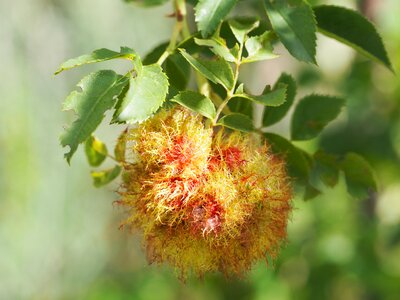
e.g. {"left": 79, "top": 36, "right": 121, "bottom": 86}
{"left": 1, "top": 0, "right": 400, "bottom": 299}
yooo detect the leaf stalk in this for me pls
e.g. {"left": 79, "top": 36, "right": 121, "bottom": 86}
{"left": 213, "top": 38, "right": 245, "bottom": 124}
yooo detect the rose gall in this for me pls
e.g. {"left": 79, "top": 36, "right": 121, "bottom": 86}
{"left": 118, "top": 108, "right": 292, "bottom": 278}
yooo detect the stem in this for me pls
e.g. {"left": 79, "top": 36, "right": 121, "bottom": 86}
{"left": 213, "top": 97, "right": 231, "bottom": 124}
{"left": 107, "top": 153, "right": 119, "bottom": 162}
{"left": 155, "top": 0, "right": 241, "bottom": 121}
{"left": 196, "top": 72, "right": 211, "bottom": 97}
{"left": 157, "top": 0, "right": 186, "bottom": 65}
{"left": 156, "top": 51, "right": 169, "bottom": 66}
{"left": 175, "top": 0, "right": 211, "bottom": 97}
{"left": 107, "top": 153, "right": 137, "bottom": 167}
{"left": 210, "top": 90, "right": 231, "bottom": 114}
{"left": 213, "top": 40, "right": 245, "bottom": 124}
{"left": 176, "top": 0, "right": 190, "bottom": 37}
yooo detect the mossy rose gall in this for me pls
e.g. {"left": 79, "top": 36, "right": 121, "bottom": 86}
{"left": 118, "top": 108, "right": 292, "bottom": 278}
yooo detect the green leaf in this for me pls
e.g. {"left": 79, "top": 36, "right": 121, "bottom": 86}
{"left": 171, "top": 91, "right": 216, "bottom": 120}
{"left": 312, "top": 150, "right": 339, "bottom": 188}
{"left": 340, "top": 153, "right": 377, "bottom": 199}
{"left": 228, "top": 97, "right": 253, "bottom": 119}
{"left": 221, "top": 17, "right": 269, "bottom": 48}
{"left": 85, "top": 136, "right": 108, "bottom": 167}
{"left": 179, "top": 49, "right": 234, "bottom": 90}
{"left": 91, "top": 165, "right": 122, "bottom": 188}
{"left": 187, "top": 0, "right": 199, "bottom": 5}
{"left": 60, "top": 70, "right": 128, "bottom": 163}
{"left": 165, "top": 53, "right": 191, "bottom": 90}
{"left": 123, "top": 0, "right": 169, "bottom": 6}
{"left": 264, "top": 0, "right": 317, "bottom": 63}
{"left": 291, "top": 94, "right": 345, "bottom": 141}
{"left": 143, "top": 42, "right": 168, "bottom": 64}
{"left": 314, "top": 5, "right": 392, "bottom": 70}
{"left": 217, "top": 113, "right": 254, "bottom": 132}
{"left": 143, "top": 43, "right": 190, "bottom": 90}
{"left": 264, "top": 133, "right": 311, "bottom": 182}
{"left": 235, "top": 83, "right": 287, "bottom": 107}
{"left": 111, "top": 81, "right": 130, "bottom": 122}
{"left": 194, "top": 38, "right": 236, "bottom": 62}
{"left": 235, "top": 83, "right": 244, "bottom": 94}
{"left": 263, "top": 73, "right": 297, "bottom": 127}
{"left": 228, "top": 19, "right": 260, "bottom": 44}
{"left": 304, "top": 184, "right": 321, "bottom": 200}
{"left": 176, "top": 33, "right": 204, "bottom": 55}
{"left": 195, "top": 0, "right": 238, "bottom": 37}
{"left": 114, "top": 129, "right": 127, "bottom": 163}
{"left": 55, "top": 47, "right": 136, "bottom": 75}
{"left": 242, "top": 31, "right": 278, "bottom": 63}
{"left": 114, "top": 64, "right": 169, "bottom": 123}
